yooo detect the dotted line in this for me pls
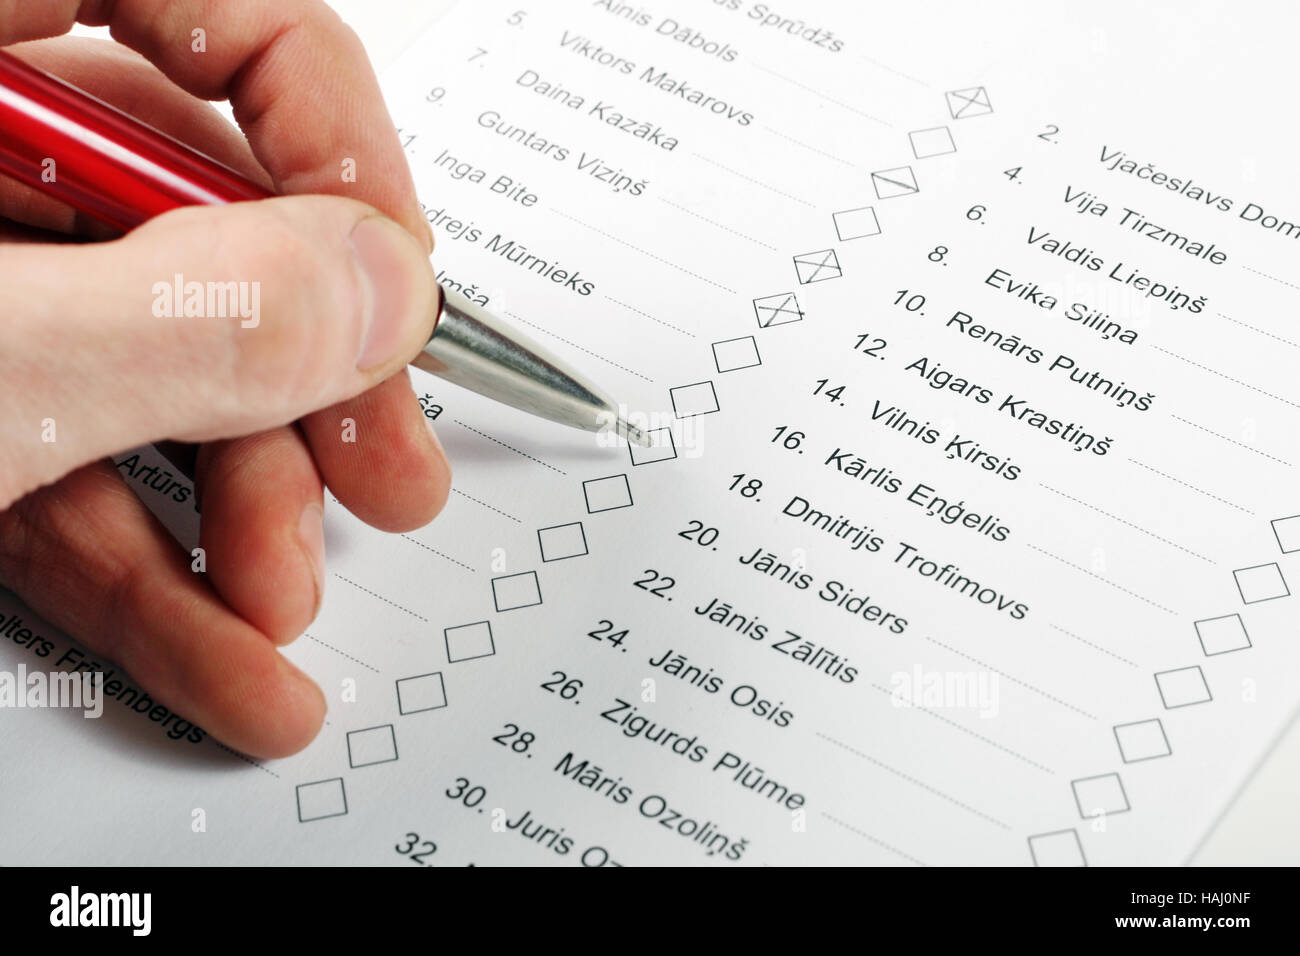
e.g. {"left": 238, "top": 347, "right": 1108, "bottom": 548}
{"left": 1038, "top": 482, "right": 1213, "bottom": 563}
{"left": 761, "top": 127, "right": 858, "bottom": 168}
{"left": 550, "top": 208, "right": 738, "bottom": 293}
{"left": 868, "top": 683, "right": 1054, "bottom": 774}
{"left": 332, "top": 573, "right": 428, "bottom": 622}
{"left": 451, "top": 488, "right": 522, "bottom": 523}
{"left": 1169, "top": 415, "right": 1292, "bottom": 466}
{"left": 817, "top": 732, "right": 1009, "bottom": 829}
{"left": 304, "top": 632, "right": 381, "bottom": 673}
{"left": 922, "top": 634, "right": 1099, "bottom": 719}
{"left": 1024, "top": 543, "right": 1177, "bottom": 616}
{"left": 451, "top": 420, "right": 567, "bottom": 475}
{"left": 657, "top": 196, "right": 778, "bottom": 251}
{"left": 1127, "top": 458, "right": 1254, "bottom": 515}
{"left": 690, "top": 151, "right": 816, "bottom": 208}
{"left": 857, "top": 54, "right": 931, "bottom": 88}
{"left": 211, "top": 741, "right": 280, "bottom": 778}
{"left": 505, "top": 310, "right": 654, "bottom": 382}
{"left": 1152, "top": 345, "right": 1300, "bottom": 409}
{"left": 400, "top": 534, "right": 475, "bottom": 572}
{"left": 819, "top": 812, "right": 927, "bottom": 866}
{"left": 1217, "top": 312, "right": 1300, "bottom": 350}
{"left": 604, "top": 295, "right": 696, "bottom": 337}
{"left": 1242, "top": 264, "right": 1300, "bottom": 291}
{"left": 751, "top": 63, "right": 892, "bottom": 127}
{"left": 1048, "top": 624, "right": 1139, "bottom": 668}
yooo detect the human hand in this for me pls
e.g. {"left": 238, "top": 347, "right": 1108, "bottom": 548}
{"left": 0, "top": 1, "right": 451, "bottom": 758}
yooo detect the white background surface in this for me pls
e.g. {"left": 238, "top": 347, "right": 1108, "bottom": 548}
{"left": 75, "top": 0, "right": 1300, "bottom": 866}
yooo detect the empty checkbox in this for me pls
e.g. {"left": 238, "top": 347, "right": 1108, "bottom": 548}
{"left": 670, "top": 382, "right": 719, "bottom": 419}
{"left": 1194, "top": 613, "right": 1252, "bottom": 656}
{"left": 492, "top": 570, "right": 542, "bottom": 611}
{"left": 832, "top": 206, "right": 881, "bottom": 241}
{"left": 1233, "top": 562, "right": 1289, "bottom": 604}
{"left": 629, "top": 428, "right": 676, "bottom": 466}
{"left": 395, "top": 671, "right": 448, "bottom": 715}
{"left": 1113, "top": 718, "right": 1172, "bottom": 763}
{"left": 712, "top": 336, "right": 761, "bottom": 373}
{"left": 1155, "top": 666, "right": 1212, "bottom": 708}
{"left": 296, "top": 777, "right": 348, "bottom": 822}
{"left": 909, "top": 126, "right": 956, "bottom": 158}
{"left": 583, "top": 474, "right": 633, "bottom": 513}
{"left": 347, "top": 724, "right": 398, "bottom": 768}
{"left": 444, "top": 620, "right": 495, "bottom": 662}
{"left": 1027, "top": 829, "right": 1086, "bottom": 867}
{"left": 1270, "top": 514, "right": 1300, "bottom": 553}
{"left": 538, "top": 522, "right": 589, "bottom": 562}
{"left": 1071, "top": 773, "right": 1130, "bottom": 819}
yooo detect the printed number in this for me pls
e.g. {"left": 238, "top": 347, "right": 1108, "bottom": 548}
{"left": 469, "top": 47, "right": 488, "bottom": 62}
{"left": 506, "top": 10, "right": 526, "bottom": 26}
{"left": 426, "top": 86, "right": 446, "bottom": 104}
{"left": 729, "top": 474, "right": 762, "bottom": 497}
{"left": 395, "top": 129, "right": 417, "bottom": 150}
{"left": 678, "top": 520, "right": 720, "bottom": 546}
{"left": 771, "top": 425, "right": 805, "bottom": 449}
{"left": 813, "top": 379, "right": 846, "bottom": 403}
{"left": 492, "top": 723, "right": 535, "bottom": 753}
{"left": 1037, "top": 124, "right": 1060, "bottom": 142}
{"left": 928, "top": 245, "right": 948, "bottom": 263}
{"left": 633, "top": 569, "right": 676, "bottom": 597}
{"left": 966, "top": 204, "right": 986, "bottom": 221}
{"left": 1004, "top": 166, "right": 1022, "bottom": 181}
{"left": 446, "top": 777, "right": 487, "bottom": 807}
{"left": 395, "top": 833, "right": 438, "bottom": 864}
{"left": 853, "top": 334, "right": 887, "bottom": 356}
{"left": 541, "top": 671, "right": 584, "bottom": 700}
{"left": 893, "top": 289, "right": 926, "bottom": 312}
{"left": 588, "top": 619, "right": 628, "bottom": 647}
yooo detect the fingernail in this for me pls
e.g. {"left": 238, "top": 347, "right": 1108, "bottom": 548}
{"left": 418, "top": 211, "right": 436, "bottom": 255}
{"left": 350, "top": 215, "right": 436, "bottom": 371}
{"left": 297, "top": 502, "right": 326, "bottom": 618}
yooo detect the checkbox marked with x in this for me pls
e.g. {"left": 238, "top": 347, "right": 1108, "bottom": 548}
{"left": 753, "top": 292, "right": 805, "bottom": 328}
{"left": 793, "top": 249, "right": 842, "bottom": 284}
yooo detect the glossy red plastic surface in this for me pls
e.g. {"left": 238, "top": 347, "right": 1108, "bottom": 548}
{"left": 0, "top": 49, "right": 270, "bottom": 232}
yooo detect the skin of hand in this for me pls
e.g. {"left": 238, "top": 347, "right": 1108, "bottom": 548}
{"left": 0, "top": 1, "right": 452, "bottom": 759}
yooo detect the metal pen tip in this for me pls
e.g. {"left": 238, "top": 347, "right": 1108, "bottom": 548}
{"left": 616, "top": 418, "right": 652, "bottom": 447}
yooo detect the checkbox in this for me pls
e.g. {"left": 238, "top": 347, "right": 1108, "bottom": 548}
{"left": 1071, "top": 773, "right": 1130, "bottom": 819}
{"left": 1113, "top": 718, "right": 1172, "bottom": 763}
{"left": 1154, "top": 666, "right": 1212, "bottom": 709}
{"left": 712, "top": 336, "right": 761, "bottom": 373}
{"left": 444, "top": 620, "right": 495, "bottom": 662}
{"left": 1027, "top": 829, "right": 1086, "bottom": 867}
{"left": 793, "top": 249, "right": 842, "bottom": 284}
{"left": 1233, "top": 562, "right": 1289, "bottom": 604}
{"left": 538, "top": 522, "right": 589, "bottom": 562}
{"left": 583, "top": 474, "right": 633, "bottom": 513}
{"left": 395, "top": 671, "right": 447, "bottom": 715}
{"left": 492, "top": 570, "right": 542, "bottom": 611}
{"left": 753, "top": 292, "right": 804, "bottom": 328}
{"left": 296, "top": 777, "right": 348, "bottom": 822}
{"left": 946, "top": 86, "right": 993, "bottom": 119}
{"left": 347, "top": 724, "right": 398, "bottom": 768}
{"left": 871, "top": 165, "right": 918, "bottom": 199}
{"left": 909, "top": 126, "right": 956, "bottom": 158}
{"left": 1195, "top": 613, "right": 1252, "bottom": 656}
{"left": 670, "top": 381, "right": 719, "bottom": 418}
{"left": 629, "top": 428, "right": 676, "bottom": 466}
{"left": 1270, "top": 514, "right": 1300, "bottom": 553}
{"left": 832, "top": 206, "right": 881, "bottom": 241}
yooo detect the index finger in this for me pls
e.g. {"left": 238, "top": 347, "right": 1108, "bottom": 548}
{"left": 4, "top": 0, "right": 433, "bottom": 249}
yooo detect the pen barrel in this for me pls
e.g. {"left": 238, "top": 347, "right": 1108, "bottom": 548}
{"left": 0, "top": 50, "right": 269, "bottom": 232}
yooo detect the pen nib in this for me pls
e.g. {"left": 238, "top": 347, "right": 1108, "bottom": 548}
{"left": 616, "top": 418, "right": 652, "bottom": 447}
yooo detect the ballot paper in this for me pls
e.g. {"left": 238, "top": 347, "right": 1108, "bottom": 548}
{"left": 4, "top": 0, "right": 1300, "bottom": 866}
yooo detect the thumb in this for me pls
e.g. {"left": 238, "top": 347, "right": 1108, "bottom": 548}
{"left": 0, "top": 196, "right": 437, "bottom": 508}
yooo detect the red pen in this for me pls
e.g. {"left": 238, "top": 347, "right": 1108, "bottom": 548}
{"left": 0, "top": 48, "right": 648, "bottom": 444}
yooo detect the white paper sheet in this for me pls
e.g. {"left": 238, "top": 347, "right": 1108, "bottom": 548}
{"left": 4, "top": 0, "right": 1300, "bottom": 865}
